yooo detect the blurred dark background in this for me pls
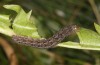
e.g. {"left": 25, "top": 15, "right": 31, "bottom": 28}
{"left": 0, "top": 0, "right": 100, "bottom": 65}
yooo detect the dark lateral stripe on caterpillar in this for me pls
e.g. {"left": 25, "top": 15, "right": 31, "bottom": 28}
{"left": 12, "top": 25, "right": 78, "bottom": 48}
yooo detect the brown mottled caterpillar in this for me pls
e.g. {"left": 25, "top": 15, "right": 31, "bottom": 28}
{"left": 12, "top": 25, "right": 78, "bottom": 48}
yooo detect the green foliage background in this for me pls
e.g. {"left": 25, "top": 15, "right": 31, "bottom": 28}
{"left": 0, "top": 0, "right": 100, "bottom": 65}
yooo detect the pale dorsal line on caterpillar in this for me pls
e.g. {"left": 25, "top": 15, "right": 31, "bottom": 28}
{"left": 12, "top": 25, "right": 78, "bottom": 48}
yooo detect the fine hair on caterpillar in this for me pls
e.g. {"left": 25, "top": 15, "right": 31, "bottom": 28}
{"left": 12, "top": 25, "right": 78, "bottom": 48}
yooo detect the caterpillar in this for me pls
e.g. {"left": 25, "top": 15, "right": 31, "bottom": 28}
{"left": 12, "top": 25, "right": 78, "bottom": 48}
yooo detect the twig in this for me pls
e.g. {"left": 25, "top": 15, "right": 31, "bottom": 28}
{"left": 0, "top": 37, "right": 18, "bottom": 65}
{"left": 37, "top": 49, "right": 64, "bottom": 65}
{"left": 68, "top": 1, "right": 84, "bottom": 24}
{"left": 88, "top": 0, "right": 100, "bottom": 24}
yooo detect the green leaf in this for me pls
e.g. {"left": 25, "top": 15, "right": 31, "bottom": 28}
{"left": 58, "top": 41, "right": 100, "bottom": 50}
{"left": 3, "top": 5, "right": 21, "bottom": 13}
{"left": 0, "top": 15, "right": 10, "bottom": 26}
{"left": 0, "top": 14, "right": 15, "bottom": 36}
{"left": 77, "top": 28, "right": 100, "bottom": 46}
{"left": 4, "top": 5, "right": 40, "bottom": 38}
{"left": 94, "top": 23, "right": 100, "bottom": 34}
